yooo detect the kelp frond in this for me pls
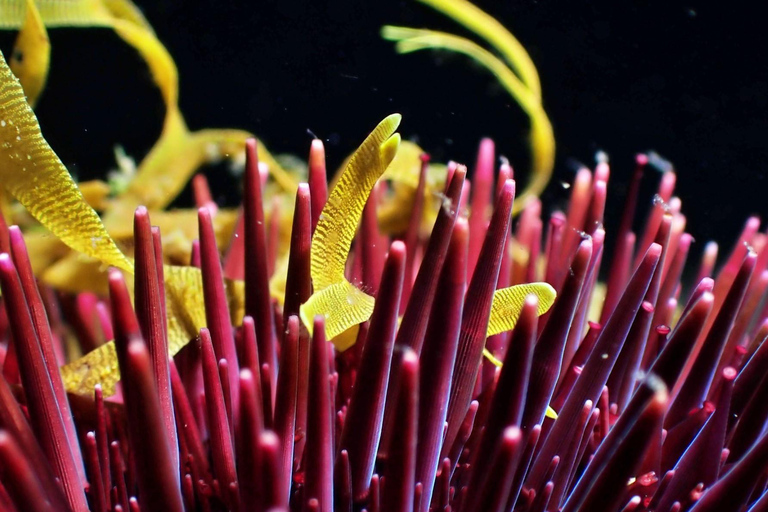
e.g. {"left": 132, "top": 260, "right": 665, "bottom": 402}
{"left": 382, "top": 0, "right": 555, "bottom": 213}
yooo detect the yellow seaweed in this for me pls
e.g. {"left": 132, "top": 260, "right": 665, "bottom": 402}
{"left": 0, "top": 0, "right": 115, "bottom": 29}
{"left": 377, "top": 139, "right": 448, "bottom": 235}
{"left": 58, "top": 264, "right": 244, "bottom": 396}
{"left": 299, "top": 114, "right": 401, "bottom": 343}
{"left": 58, "top": 263, "right": 246, "bottom": 396}
{"left": 310, "top": 114, "right": 401, "bottom": 291}
{"left": 300, "top": 282, "right": 376, "bottom": 350}
{"left": 483, "top": 283, "right": 558, "bottom": 420}
{"left": 487, "top": 282, "right": 556, "bottom": 337}
{"left": 482, "top": 283, "right": 556, "bottom": 366}
{"left": 0, "top": 52, "right": 133, "bottom": 273}
{"left": 9, "top": 0, "right": 50, "bottom": 107}
{"left": 77, "top": 179, "right": 111, "bottom": 210}
{"left": 60, "top": 342, "right": 120, "bottom": 397}
{"left": 0, "top": 0, "right": 295, "bottom": 212}
{"left": 415, "top": 0, "right": 541, "bottom": 99}
{"left": 0, "top": 49, "right": 248, "bottom": 396}
{"left": 102, "top": 0, "right": 154, "bottom": 32}
{"left": 42, "top": 253, "right": 112, "bottom": 296}
{"left": 382, "top": 0, "right": 555, "bottom": 214}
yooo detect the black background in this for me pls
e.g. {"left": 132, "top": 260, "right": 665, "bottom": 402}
{"left": 3, "top": 0, "right": 767, "bottom": 268}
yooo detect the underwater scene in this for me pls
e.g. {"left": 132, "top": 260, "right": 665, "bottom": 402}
{"left": 0, "top": 0, "right": 766, "bottom": 511}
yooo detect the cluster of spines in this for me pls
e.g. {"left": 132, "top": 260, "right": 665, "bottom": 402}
{"left": 1, "top": 137, "right": 768, "bottom": 512}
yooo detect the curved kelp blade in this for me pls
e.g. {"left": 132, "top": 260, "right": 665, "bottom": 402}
{"left": 487, "top": 282, "right": 556, "bottom": 337}
{"left": 377, "top": 139, "right": 448, "bottom": 234}
{"left": 0, "top": 0, "right": 121, "bottom": 29}
{"left": 0, "top": 52, "right": 133, "bottom": 272}
{"left": 415, "top": 0, "right": 542, "bottom": 99}
{"left": 0, "top": 50, "right": 245, "bottom": 396}
{"left": 9, "top": 0, "right": 50, "bottom": 107}
{"left": 300, "top": 114, "right": 401, "bottom": 344}
{"left": 483, "top": 282, "right": 556, "bottom": 367}
{"left": 382, "top": 10, "right": 555, "bottom": 214}
{"left": 59, "top": 266, "right": 245, "bottom": 396}
{"left": 0, "top": 0, "right": 295, "bottom": 210}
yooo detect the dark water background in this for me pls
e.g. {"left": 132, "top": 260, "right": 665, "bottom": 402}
{"left": 2, "top": 0, "right": 766, "bottom": 273}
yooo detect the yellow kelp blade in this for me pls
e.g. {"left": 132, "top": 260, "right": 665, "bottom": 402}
{"left": 42, "top": 253, "right": 111, "bottom": 296}
{"left": 105, "top": 207, "right": 239, "bottom": 259}
{"left": 42, "top": 205, "right": 238, "bottom": 295}
{"left": 381, "top": 26, "right": 555, "bottom": 214}
{"left": 415, "top": 0, "right": 541, "bottom": 99}
{"left": 102, "top": 0, "right": 154, "bottom": 32}
{"left": 487, "top": 282, "right": 556, "bottom": 337}
{"left": 300, "top": 114, "right": 401, "bottom": 345}
{"left": 484, "top": 283, "right": 559, "bottom": 423}
{"left": 22, "top": 231, "right": 70, "bottom": 274}
{"left": 300, "top": 282, "right": 376, "bottom": 346}
{"left": 335, "top": 139, "right": 446, "bottom": 235}
{"left": 0, "top": 0, "right": 116, "bottom": 29}
{"left": 59, "top": 264, "right": 245, "bottom": 395}
{"left": 0, "top": 51, "right": 133, "bottom": 272}
{"left": 482, "top": 282, "right": 556, "bottom": 367}
{"left": 309, "top": 114, "right": 401, "bottom": 291}
{"left": 103, "top": 20, "right": 297, "bottom": 206}
{"left": 77, "top": 179, "right": 111, "bottom": 210}
{"left": 380, "top": 140, "right": 448, "bottom": 194}
{"left": 115, "top": 113, "right": 295, "bottom": 210}
{"left": 60, "top": 342, "right": 120, "bottom": 396}
{"left": 482, "top": 348, "right": 504, "bottom": 367}
{"left": 0, "top": 49, "right": 248, "bottom": 396}
{"left": 0, "top": 0, "right": 295, "bottom": 210}
{"left": 381, "top": 139, "right": 427, "bottom": 188}
{"left": 9, "top": 0, "right": 50, "bottom": 107}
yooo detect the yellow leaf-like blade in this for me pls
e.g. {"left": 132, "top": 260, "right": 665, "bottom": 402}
{"left": 0, "top": 0, "right": 114, "bottom": 29}
{"left": 9, "top": 0, "right": 50, "bottom": 107}
{"left": 1, "top": 0, "right": 294, "bottom": 209}
{"left": 310, "top": 114, "right": 401, "bottom": 291}
{"left": 102, "top": 0, "right": 153, "bottom": 32}
{"left": 415, "top": 0, "right": 541, "bottom": 99}
{"left": 42, "top": 252, "right": 110, "bottom": 296}
{"left": 109, "top": 17, "right": 178, "bottom": 108}
{"left": 104, "top": 206, "right": 238, "bottom": 249}
{"left": 0, "top": 51, "right": 133, "bottom": 272}
{"left": 106, "top": 22, "right": 295, "bottom": 205}
{"left": 300, "top": 281, "right": 375, "bottom": 345}
{"left": 22, "top": 231, "right": 70, "bottom": 274}
{"left": 300, "top": 114, "right": 401, "bottom": 347}
{"left": 487, "top": 282, "right": 556, "bottom": 337}
{"left": 60, "top": 264, "right": 246, "bottom": 395}
{"left": 0, "top": 49, "right": 251, "bottom": 396}
{"left": 60, "top": 341, "right": 120, "bottom": 396}
{"left": 382, "top": 26, "right": 555, "bottom": 214}
{"left": 381, "top": 139, "right": 425, "bottom": 189}
{"left": 336, "top": 138, "right": 446, "bottom": 236}
{"left": 163, "top": 266, "right": 247, "bottom": 355}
